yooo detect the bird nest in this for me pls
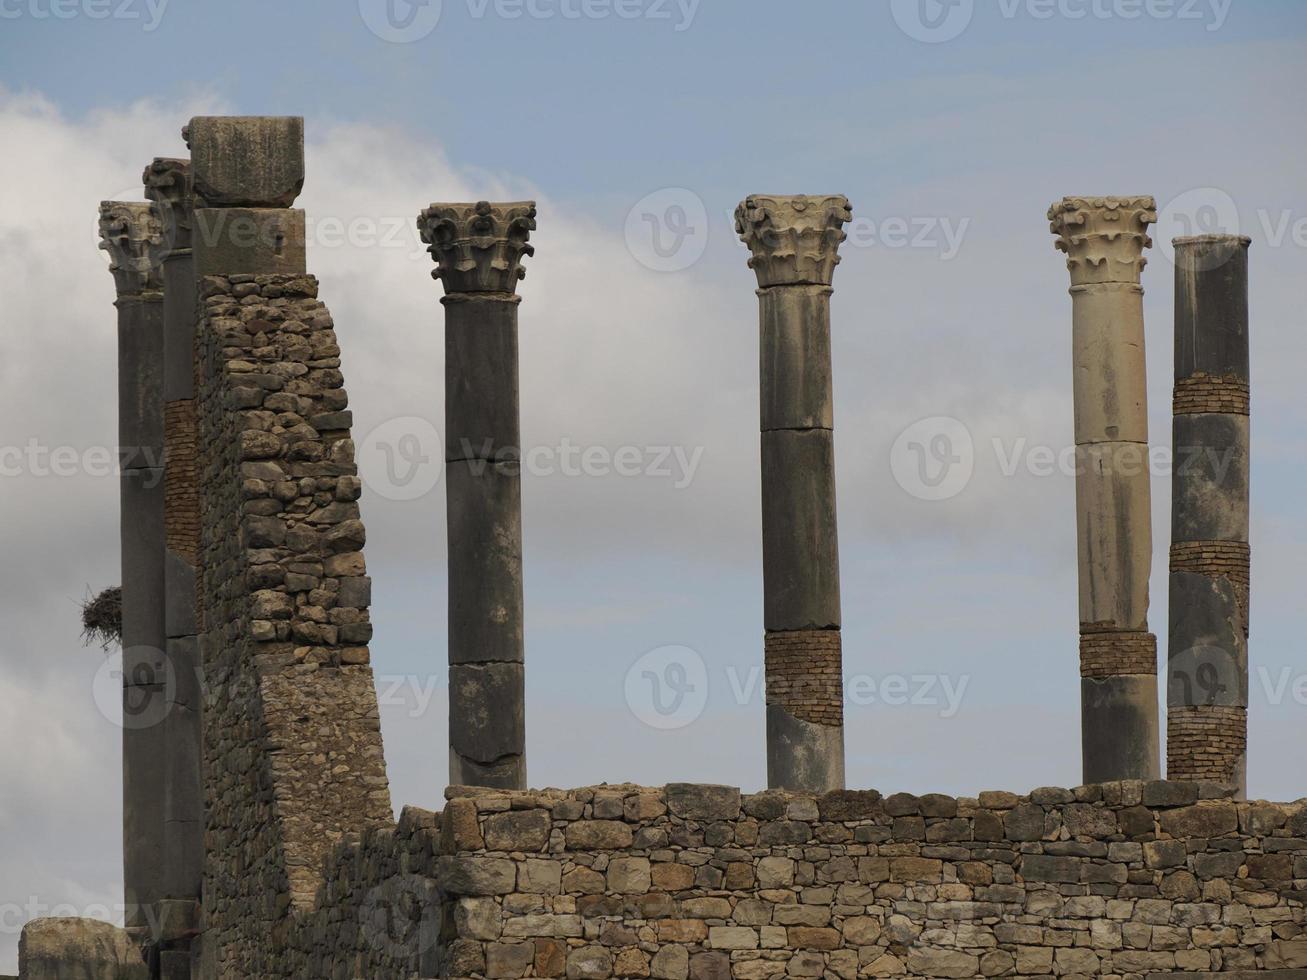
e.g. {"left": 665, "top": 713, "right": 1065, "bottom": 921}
{"left": 81, "top": 586, "right": 123, "bottom": 650}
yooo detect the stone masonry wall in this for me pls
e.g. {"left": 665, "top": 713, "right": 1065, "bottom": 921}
{"left": 196, "top": 273, "right": 395, "bottom": 978}
{"left": 436, "top": 782, "right": 1307, "bottom": 980}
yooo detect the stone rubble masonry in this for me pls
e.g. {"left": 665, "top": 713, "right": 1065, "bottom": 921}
{"left": 196, "top": 273, "right": 394, "bottom": 977}
{"left": 736, "top": 194, "right": 852, "bottom": 794}
{"left": 1048, "top": 195, "right": 1161, "bottom": 784}
{"left": 1168, "top": 234, "right": 1253, "bottom": 795}
{"left": 436, "top": 780, "right": 1307, "bottom": 980}
{"left": 419, "top": 200, "right": 536, "bottom": 791}
{"left": 98, "top": 200, "right": 169, "bottom": 934}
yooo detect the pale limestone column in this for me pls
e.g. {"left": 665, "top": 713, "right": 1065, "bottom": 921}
{"left": 143, "top": 157, "right": 204, "bottom": 929}
{"left": 99, "top": 200, "right": 167, "bottom": 934}
{"left": 736, "top": 194, "right": 850, "bottom": 793}
{"left": 1168, "top": 234, "right": 1252, "bottom": 795}
{"left": 418, "top": 200, "right": 534, "bottom": 790}
{"left": 1048, "top": 196, "right": 1160, "bottom": 783}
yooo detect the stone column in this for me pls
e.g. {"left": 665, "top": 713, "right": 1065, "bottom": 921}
{"left": 1048, "top": 196, "right": 1161, "bottom": 783}
{"left": 99, "top": 200, "right": 167, "bottom": 932}
{"left": 418, "top": 200, "right": 534, "bottom": 790}
{"left": 142, "top": 158, "right": 203, "bottom": 972}
{"left": 735, "top": 194, "right": 850, "bottom": 793}
{"left": 1167, "top": 234, "right": 1251, "bottom": 795}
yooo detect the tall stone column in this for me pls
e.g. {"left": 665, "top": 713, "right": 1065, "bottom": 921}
{"left": 1048, "top": 196, "right": 1161, "bottom": 783}
{"left": 418, "top": 200, "right": 534, "bottom": 790}
{"left": 143, "top": 157, "right": 203, "bottom": 971}
{"left": 1167, "top": 234, "right": 1251, "bottom": 795}
{"left": 735, "top": 194, "right": 850, "bottom": 793}
{"left": 99, "top": 200, "right": 167, "bottom": 933}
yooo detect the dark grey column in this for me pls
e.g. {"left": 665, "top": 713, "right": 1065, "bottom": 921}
{"left": 1048, "top": 196, "right": 1161, "bottom": 783}
{"left": 1167, "top": 234, "right": 1252, "bottom": 796}
{"left": 143, "top": 156, "right": 204, "bottom": 954}
{"left": 99, "top": 201, "right": 167, "bottom": 934}
{"left": 418, "top": 200, "right": 534, "bottom": 790}
{"left": 736, "top": 195, "right": 850, "bottom": 793}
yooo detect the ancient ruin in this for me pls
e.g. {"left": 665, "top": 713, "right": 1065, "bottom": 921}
{"left": 15, "top": 117, "right": 1303, "bottom": 979}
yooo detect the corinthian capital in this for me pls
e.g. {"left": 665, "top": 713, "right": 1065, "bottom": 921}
{"left": 735, "top": 194, "right": 852, "bottom": 288}
{"left": 143, "top": 157, "right": 194, "bottom": 253}
{"left": 418, "top": 201, "right": 537, "bottom": 295}
{"left": 1048, "top": 196, "right": 1156, "bottom": 286}
{"left": 98, "top": 201, "right": 163, "bottom": 296}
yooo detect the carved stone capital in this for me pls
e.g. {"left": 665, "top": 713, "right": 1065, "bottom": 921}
{"left": 143, "top": 157, "right": 194, "bottom": 253}
{"left": 1048, "top": 196, "right": 1156, "bottom": 286}
{"left": 418, "top": 201, "right": 537, "bottom": 295}
{"left": 735, "top": 194, "right": 852, "bottom": 288}
{"left": 99, "top": 201, "right": 163, "bottom": 296}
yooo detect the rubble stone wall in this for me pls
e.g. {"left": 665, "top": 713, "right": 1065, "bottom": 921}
{"left": 436, "top": 781, "right": 1307, "bottom": 980}
{"left": 196, "top": 273, "right": 396, "bottom": 978}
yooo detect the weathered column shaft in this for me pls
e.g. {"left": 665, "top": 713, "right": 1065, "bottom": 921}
{"left": 1168, "top": 234, "right": 1251, "bottom": 794}
{"left": 1049, "top": 196, "right": 1160, "bottom": 783}
{"left": 144, "top": 156, "right": 204, "bottom": 915}
{"left": 100, "top": 201, "right": 167, "bottom": 931}
{"left": 737, "top": 194, "right": 850, "bottom": 793}
{"left": 419, "top": 200, "right": 534, "bottom": 790}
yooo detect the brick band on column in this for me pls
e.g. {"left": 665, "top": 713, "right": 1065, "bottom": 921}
{"left": 419, "top": 200, "right": 534, "bottom": 791}
{"left": 1049, "top": 196, "right": 1161, "bottom": 783}
{"left": 1078, "top": 626, "right": 1157, "bottom": 678}
{"left": 1168, "top": 234, "right": 1251, "bottom": 795}
{"left": 737, "top": 194, "right": 850, "bottom": 793}
{"left": 764, "top": 630, "right": 844, "bottom": 727}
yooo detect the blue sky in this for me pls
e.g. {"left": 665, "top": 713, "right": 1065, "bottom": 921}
{"left": 2, "top": 0, "right": 1306, "bottom": 967}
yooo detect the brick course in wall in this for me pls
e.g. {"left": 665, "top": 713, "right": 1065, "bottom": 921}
{"left": 764, "top": 630, "right": 844, "bottom": 727}
{"left": 1168, "top": 706, "right": 1250, "bottom": 784}
{"left": 1079, "top": 625, "right": 1158, "bottom": 678}
{"left": 1173, "top": 373, "right": 1252, "bottom": 416}
{"left": 164, "top": 398, "right": 201, "bottom": 565}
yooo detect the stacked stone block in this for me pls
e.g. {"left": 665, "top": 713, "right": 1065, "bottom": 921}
{"left": 1169, "top": 234, "right": 1253, "bottom": 794}
{"left": 1048, "top": 196, "right": 1161, "bottom": 783}
{"left": 436, "top": 781, "right": 1307, "bottom": 980}
{"left": 736, "top": 195, "right": 852, "bottom": 793}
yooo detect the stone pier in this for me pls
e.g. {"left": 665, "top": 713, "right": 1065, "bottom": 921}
{"left": 1048, "top": 196, "right": 1161, "bottom": 783}
{"left": 1168, "top": 234, "right": 1252, "bottom": 795}
{"left": 98, "top": 200, "right": 168, "bottom": 935}
{"left": 418, "top": 200, "right": 534, "bottom": 790}
{"left": 143, "top": 156, "right": 204, "bottom": 961}
{"left": 736, "top": 194, "right": 850, "bottom": 793}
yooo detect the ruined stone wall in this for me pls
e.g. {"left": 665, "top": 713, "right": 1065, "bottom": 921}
{"left": 196, "top": 272, "right": 395, "bottom": 978}
{"left": 436, "top": 782, "right": 1307, "bottom": 980}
